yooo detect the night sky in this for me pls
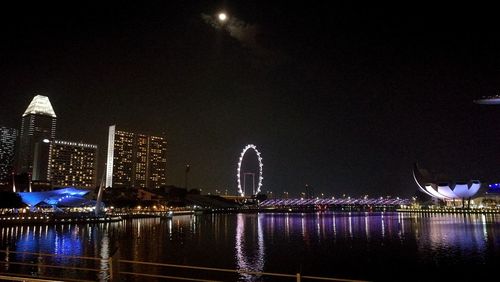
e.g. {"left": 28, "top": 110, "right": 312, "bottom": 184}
{"left": 2, "top": 2, "right": 500, "bottom": 198}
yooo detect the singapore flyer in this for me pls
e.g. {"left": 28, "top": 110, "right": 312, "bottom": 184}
{"left": 237, "top": 144, "right": 263, "bottom": 197}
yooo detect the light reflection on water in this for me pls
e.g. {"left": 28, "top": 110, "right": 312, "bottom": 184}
{"left": 0, "top": 212, "right": 498, "bottom": 281}
{"left": 0, "top": 222, "right": 119, "bottom": 280}
{"left": 235, "top": 213, "right": 264, "bottom": 281}
{"left": 414, "top": 213, "right": 490, "bottom": 265}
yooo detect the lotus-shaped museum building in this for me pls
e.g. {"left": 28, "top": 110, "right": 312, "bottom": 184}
{"left": 413, "top": 163, "right": 481, "bottom": 200}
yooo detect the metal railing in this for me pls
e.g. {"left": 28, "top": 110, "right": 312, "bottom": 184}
{"left": 0, "top": 249, "right": 368, "bottom": 282}
{"left": 0, "top": 249, "right": 109, "bottom": 281}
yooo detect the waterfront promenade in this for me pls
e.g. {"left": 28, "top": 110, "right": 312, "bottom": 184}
{"left": 1, "top": 203, "right": 499, "bottom": 227}
{"left": 397, "top": 207, "right": 500, "bottom": 214}
{"left": 0, "top": 210, "right": 196, "bottom": 225}
{"left": 0, "top": 213, "right": 122, "bottom": 225}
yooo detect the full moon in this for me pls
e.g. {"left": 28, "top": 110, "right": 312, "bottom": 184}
{"left": 218, "top": 13, "right": 227, "bottom": 21}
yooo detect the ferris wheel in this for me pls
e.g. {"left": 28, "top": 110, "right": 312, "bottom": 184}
{"left": 237, "top": 144, "right": 263, "bottom": 197}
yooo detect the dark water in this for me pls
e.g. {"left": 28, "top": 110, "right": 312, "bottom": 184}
{"left": 1, "top": 212, "right": 499, "bottom": 281}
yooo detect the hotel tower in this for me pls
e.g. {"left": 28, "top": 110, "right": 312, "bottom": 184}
{"left": 48, "top": 140, "right": 98, "bottom": 188}
{"left": 16, "top": 95, "right": 57, "bottom": 181}
{"left": 106, "top": 125, "right": 167, "bottom": 189}
{"left": 0, "top": 126, "right": 17, "bottom": 184}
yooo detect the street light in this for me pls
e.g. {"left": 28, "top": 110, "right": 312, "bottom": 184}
{"left": 185, "top": 164, "right": 190, "bottom": 190}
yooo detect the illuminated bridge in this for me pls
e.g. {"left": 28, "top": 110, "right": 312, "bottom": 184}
{"left": 259, "top": 197, "right": 412, "bottom": 208}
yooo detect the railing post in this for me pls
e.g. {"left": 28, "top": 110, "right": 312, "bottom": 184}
{"left": 108, "top": 258, "right": 113, "bottom": 281}
{"left": 296, "top": 272, "right": 301, "bottom": 282}
{"left": 110, "top": 247, "right": 120, "bottom": 281}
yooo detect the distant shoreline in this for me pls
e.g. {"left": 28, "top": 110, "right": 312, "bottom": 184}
{"left": 2, "top": 207, "right": 499, "bottom": 226}
{"left": 396, "top": 208, "right": 500, "bottom": 214}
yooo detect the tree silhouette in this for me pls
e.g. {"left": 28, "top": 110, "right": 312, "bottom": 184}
{"left": 0, "top": 192, "right": 25, "bottom": 208}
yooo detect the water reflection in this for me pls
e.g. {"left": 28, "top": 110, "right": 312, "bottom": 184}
{"left": 364, "top": 213, "right": 369, "bottom": 240}
{"left": 348, "top": 212, "right": 353, "bottom": 238}
{"left": 381, "top": 213, "right": 385, "bottom": 238}
{"left": 481, "top": 214, "right": 487, "bottom": 238}
{"left": 235, "top": 213, "right": 264, "bottom": 280}
{"left": 6, "top": 224, "right": 84, "bottom": 257}
{"left": 0, "top": 212, "right": 498, "bottom": 281}
{"left": 414, "top": 213, "right": 491, "bottom": 265}
{"left": 98, "top": 228, "right": 110, "bottom": 281}
{"left": 0, "top": 223, "right": 118, "bottom": 281}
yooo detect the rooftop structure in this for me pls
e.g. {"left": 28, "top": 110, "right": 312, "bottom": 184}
{"left": 18, "top": 187, "right": 91, "bottom": 207}
{"left": 22, "top": 95, "right": 57, "bottom": 117}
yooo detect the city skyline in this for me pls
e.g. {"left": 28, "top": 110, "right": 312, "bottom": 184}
{"left": 2, "top": 2, "right": 500, "bottom": 197}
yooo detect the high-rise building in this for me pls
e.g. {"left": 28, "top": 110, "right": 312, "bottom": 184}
{"left": 133, "top": 134, "right": 149, "bottom": 188}
{"left": 16, "top": 95, "right": 57, "bottom": 181}
{"left": 0, "top": 127, "right": 17, "bottom": 184}
{"left": 48, "top": 140, "right": 98, "bottom": 188}
{"left": 106, "top": 126, "right": 134, "bottom": 187}
{"left": 147, "top": 136, "right": 167, "bottom": 189}
{"left": 106, "top": 125, "right": 167, "bottom": 188}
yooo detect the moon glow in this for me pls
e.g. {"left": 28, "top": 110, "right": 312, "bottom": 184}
{"left": 218, "top": 13, "right": 227, "bottom": 21}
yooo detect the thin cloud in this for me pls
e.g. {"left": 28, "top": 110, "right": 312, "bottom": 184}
{"left": 201, "top": 13, "right": 284, "bottom": 67}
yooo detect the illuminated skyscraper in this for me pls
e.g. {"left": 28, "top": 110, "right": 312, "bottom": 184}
{"left": 48, "top": 140, "right": 98, "bottom": 188}
{"left": 0, "top": 127, "right": 17, "bottom": 184}
{"left": 16, "top": 95, "right": 57, "bottom": 181}
{"left": 106, "top": 125, "right": 167, "bottom": 188}
{"left": 147, "top": 136, "right": 167, "bottom": 189}
{"left": 106, "top": 126, "right": 134, "bottom": 187}
{"left": 133, "top": 134, "right": 149, "bottom": 188}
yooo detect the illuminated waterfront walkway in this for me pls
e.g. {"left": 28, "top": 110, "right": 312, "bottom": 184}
{"left": 0, "top": 214, "right": 122, "bottom": 225}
